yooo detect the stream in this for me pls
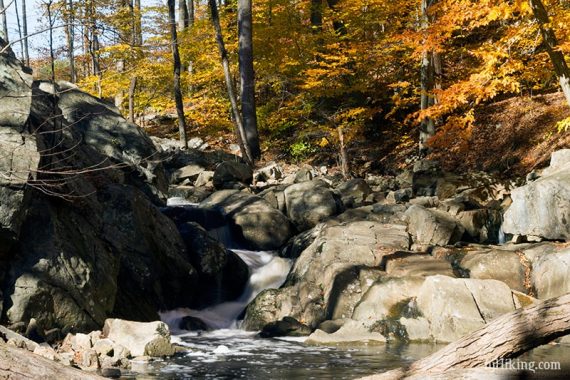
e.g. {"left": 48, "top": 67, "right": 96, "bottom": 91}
{"left": 141, "top": 199, "right": 570, "bottom": 379}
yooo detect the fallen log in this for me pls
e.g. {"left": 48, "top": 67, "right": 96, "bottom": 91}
{"left": 0, "top": 343, "right": 104, "bottom": 379}
{"left": 361, "top": 293, "right": 570, "bottom": 380}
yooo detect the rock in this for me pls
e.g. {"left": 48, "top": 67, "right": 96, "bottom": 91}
{"left": 179, "top": 316, "right": 210, "bottom": 331}
{"left": 200, "top": 190, "right": 293, "bottom": 250}
{"left": 172, "top": 164, "right": 206, "bottom": 184}
{"left": 194, "top": 171, "right": 215, "bottom": 188}
{"left": 254, "top": 162, "right": 283, "bottom": 182}
{"left": 531, "top": 248, "right": 570, "bottom": 300}
{"left": 503, "top": 150, "right": 570, "bottom": 240}
{"left": 93, "top": 338, "right": 115, "bottom": 357}
{"left": 459, "top": 249, "right": 527, "bottom": 293}
{"left": 259, "top": 317, "right": 312, "bottom": 338}
{"left": 404, "top": 205, "right": 465, "bottom": 246}
{"left": 294, "top": 167, "right": 315, "bottom": 183}
{"left": 71, "top": 333, "right": 92, "bottom": 351}
{"left": 101, "top": 367, "right": 122, "bottom": 378}
{"left": 305, "top": 321, "right": 386, "bottom": 346}
{"left": 384, "top": 254, "right": 455, "bottom": 278}
{"left": 212, "top": 161, "right": 253, "bottom": 189}
{"left": 243, "top": 221, "right": 410, "bottom": 330}
{"left": 335, "top": 178, "right": 372, "bottom": 208}
{"left": 386, "top": 188, "right": 413, "bottom": 204}
{"left": 317, "top": 319, "right": 347, "bottom": 334}
{"left": 178, "top": 222, "right": 249, "bottom": 306}
{"left": 0, "top": 326, "right": 39, "bottom": 352}
{"left": 284, "top": 180, "right": 341, "bottom": 231}
{"left": 416, "top": 275, "right": 516, "bottom": 342}
{"left": 543, "top": 149, "right": 570, "bottom": 175}
{"left": 412, "top": 160, "right": 440, "bottom": 196}
{"left": 258, "top": 185, "right": 288, "bottom": 213}
{"left": 352, "top": 276, "right": 426, "bottom": 322}
{"left": 103, "top": 319, "right": 175, "bottom": 357}
{"left": 456, "top": 209, "right": 503, "bottom": 244}
{"left": 76, "top": 348, "right": 99, "bottom": 369}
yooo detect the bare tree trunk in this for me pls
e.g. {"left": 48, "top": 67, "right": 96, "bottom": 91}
{"left": 419, "top": 0, "right": 438, "bottom": 155}
{"left": 64, "top": 0, "right": 76, "bottom": 82}
{"left": 529, "top": 0, "right": 570, "bottom": 108}
{"left": 179, "top": 0, "right": 189, "bottom": 30}
{"left": 168, "top": 0, "right": 188, "bottom": 148}
{"left": 0, "top": 0, "right": 8, "bottom": 42}
{"left": 361, "top": 293, "right": 570, "bottom": 380}
{"left": 128, "top": 76, "right": 137, "bottom": 123}
{"left": 21, "top": 0, "right": 29, "bottom": 65}
{"left": 208, "top": 0, "right": 254, "bottom": 165}
{"left": 310, "top": 0, "right": 323, "bottom": 33}
{"left": 337, "top": 126, "right": 349, "bottom": 179}
{"left": 238, "top": 0, "right": 260, "bottom": 160}
{"left": 134, "top": 0, "right": 142, "bottom": 45}
{"left": 14, "top": 0, "right": 24, "bottom": 61}
{"left": 187, "top": 0, "right": 194, "bottom": 27}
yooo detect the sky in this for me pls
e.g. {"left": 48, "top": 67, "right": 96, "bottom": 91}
{"left": 3, "top": 0, "right": 162, "bottom": 60}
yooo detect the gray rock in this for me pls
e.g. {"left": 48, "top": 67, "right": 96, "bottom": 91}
{"left": 243, "top": 221, "right": 410, "bottom": 330}
{"left": 386, "top": 188, "right": 413, "bottom": 204}
{"left": 384, "top": 254, "right": 455, "bottom": 278}
{"left": 172, "top": 164, "right": 206, "bottom": 184}
{"left": 294, "top": 167, "right": 315, "bottom": 183}
{"left": 254, "top": 162, "right": 283, "bottom": 182}
{"left": 284, "top": 180, "right": 341, "bottom": 231}
{"left": 416, "top": 275, "right": 516, "bottom": 342}
{"left": 213, "top": 161, "right": 253, "bottom": 189}
{"left": 306, "top": 320, "right": 386, "bottom": 346}
{"left": 460, "top": 249, "right": 526, "bottom": 293}
{"left": 503, "top": 151, "right": 570, "bottom": 240}
{"left": 194, "top": 170, "right": 215, "bottom": 188}
{"left": 336, "top": 178, "right": 372, "bottom": 208}
{"left": 259, "top": 317, "right": 312, "bottom": 338}
{"left": 456, "top": 209, "right": 503, "bottom": 243}
{"left": 103, "top": 319, "right": 175, "bottom": 357}
{"left": 531, "top": 248, "right": 570, "bottom": 300}
{"left": 404, "top": 205, "right": 465, "bottom": 246}
{"left": 200, "top": 190, "right": 293, "bottom": 250}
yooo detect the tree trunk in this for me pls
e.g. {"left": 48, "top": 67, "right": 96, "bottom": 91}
{"left": 0, "top": 0, "right": 8, "bottom": 42}
{"left": 168, "top": 0, "right": 188, "bottom": 148}
{"left": 21, "top": 0, "right": 29, "bottom": 65}
{"left": 0, "top": 344, "right": 104, "bottom": 379}
{"left": 529, "top": 0, "right": 570, "bottom": 108}
{"left": 310, "top": 0, "right": 323, "bottom": 33}
{"left": 128, "top": 76, "right": 137, "bottom": 123}
{"left": 188, "top": 0, "right": 194, "bottom": 27}
{"left": 238, "top": 0, "right": 261, "bottom": 160}
{"left": 14, "top": 0, "right": 24, "bottom": 61}
{"left": 338, "top": 126, "right": 349, "bottom": 179}
{"left": 419, "top": 0, "right": 438, "bottom": 155}
{"left": 64, "top": 0, "right": 76, "bottom": 82}
{"left": 179, "top": 0, "right": 189, "bottom": 30}
{"left": 134, "top": 0, "right": 142, "bottom": 45}
{"left": 208, "top": 0, "right": 254, "bottom": 165}
{"left": 361, "top": 293, "right": 570, "bottom": 380}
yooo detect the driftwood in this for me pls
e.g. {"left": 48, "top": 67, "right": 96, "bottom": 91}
{"left": 0, "top": 343, "right": 104, "bottom": 379}
{"left": 362, "top": 293, "right": 570, "bottom": 380}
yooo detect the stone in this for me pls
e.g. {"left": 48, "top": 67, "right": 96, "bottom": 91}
{"left": 294, "top": 167, "right": 315, "bottom": 183}
{"left": 384, "top": 254, "right": 455, "bottom": 278}
{"left": 194, "top": 171, "right": 215, "bottom": 187}
{"left": 416, "top": 275, "right": 516, "bottom": 342}
{"left": 33, "top": 344, "right": 57, "bottom": 361}
{"left": 200, "top": 190, "right": 293, "bottom": 250}
{"left": 456, "top": 209, "right": 502, "bottom": 243}
{"left": 259, "top": 317, "right": 312, "bottom": 338}
{"left": 459, "top": 249, "right": 527, "bottom": 293}
{"left": 531, "top": 248, "right": 570, "bottom": 300}
{"left": 93, "top": 338, "right": 115, "bottom": 357}
{"left": 254, "top": 162, "right": 283, "bottom": 182}
{"left": 503, "top": 151, "right": 570, "bottom": 240}
{"left": 404, "top": 205, "right": 465, "bottom": 246}
{"left": 172, "top": 164, "right": 206, "bottom": 183}
{"left": 284, "top": 180, "right": 341, "bottom": 231}
{"left": 335, "top": 178, "right": 372, "bottom": 208}
{"left": 72, "top": 333, "right": 93, "bottom": 351}
{"left": 0, "top": 326, "right": 40, "bottom": 352}
{"left": 103, "top": 319, "right": 175, "bottom": 358}
{"left": 386, "top": 188, "right": 413, "bottom": 204}
{"left": 101, "top": 368, "right": 122, "bottom": 378}
{"left": 212, "top": 161, "right": 253, "bottom": 189}
{"left": 243, "top": 221, "right": 410, "bottom": 330}
{"left": 305, "top": 321, "right": 386, "bottom": 346}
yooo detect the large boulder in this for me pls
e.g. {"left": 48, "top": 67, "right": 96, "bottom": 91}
{"left": 415, "top": 275, "right": 516, "bottom": 342}
{"left": 284, "top": 180, "right": 341, "bottom": 231}
{"left": 531, "top": 247, "right": 570, "bottom": 300}
{"left": 404, "top": 205, "right": 465, "bottom": 246}
{"left": 0, "top": 47, "right": 201, "bottom": 333}
{"left": 503, "top": 150, "right": 570, "bottom": 240}
{"left": 335, "top": 178, "right": 372, "bottom": 208}
{"left": 243, "top": 221, "right": 411, "bottom": 330}
{"left": 212, "top": 161, "right": 253, "bottom": 190}
{"left": 199, "top": 190, "right": 293, "bottom": 250}
{"left": 459, "top": 249, "right": 527, "bottom": 293}
{"left": 102, "top": 319, "right": 175, "bottom": 357}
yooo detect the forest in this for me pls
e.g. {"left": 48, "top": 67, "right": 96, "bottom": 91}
{"left": 1, "top": 0, "right": 570, "bottom": 379}
{"left": 3, "top": 0, "right": 570, "bottom": 170}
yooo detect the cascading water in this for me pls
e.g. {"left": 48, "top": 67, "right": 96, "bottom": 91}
{"left": 160, "top": 198, "right": 292, "bottom": 331}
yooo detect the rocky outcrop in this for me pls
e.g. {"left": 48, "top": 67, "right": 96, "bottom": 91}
{"left": 503, "top": 150, "right": 570, "bottom": 241}
{"left": 199, "top": 190, "right": 293, "bottom": 250}
{"left": 284, "top": 180, "right": 342, "bottom": 231}
{"left": 242, "top": 221, "right": 410, "bottom": 330}
{"left": 404, "top": 205, "right": 465, "bottom": 246}
{"left": 102, "top": 319, "right": 175, "bottom": 357}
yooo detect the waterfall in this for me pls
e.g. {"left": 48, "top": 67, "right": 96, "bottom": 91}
{"left": 161, "top": 198, "right": 292, "bottom": 331}
{"left": 161, "top": 250, "right": 291, "bottom": 330}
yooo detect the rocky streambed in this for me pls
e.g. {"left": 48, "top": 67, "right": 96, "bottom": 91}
{"left": 2, "top": 35, "right": 570, "bottom": 378}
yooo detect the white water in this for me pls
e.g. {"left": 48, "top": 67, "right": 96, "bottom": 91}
{"left": 161, "top": 249, "right": 291, "bottom": 331}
